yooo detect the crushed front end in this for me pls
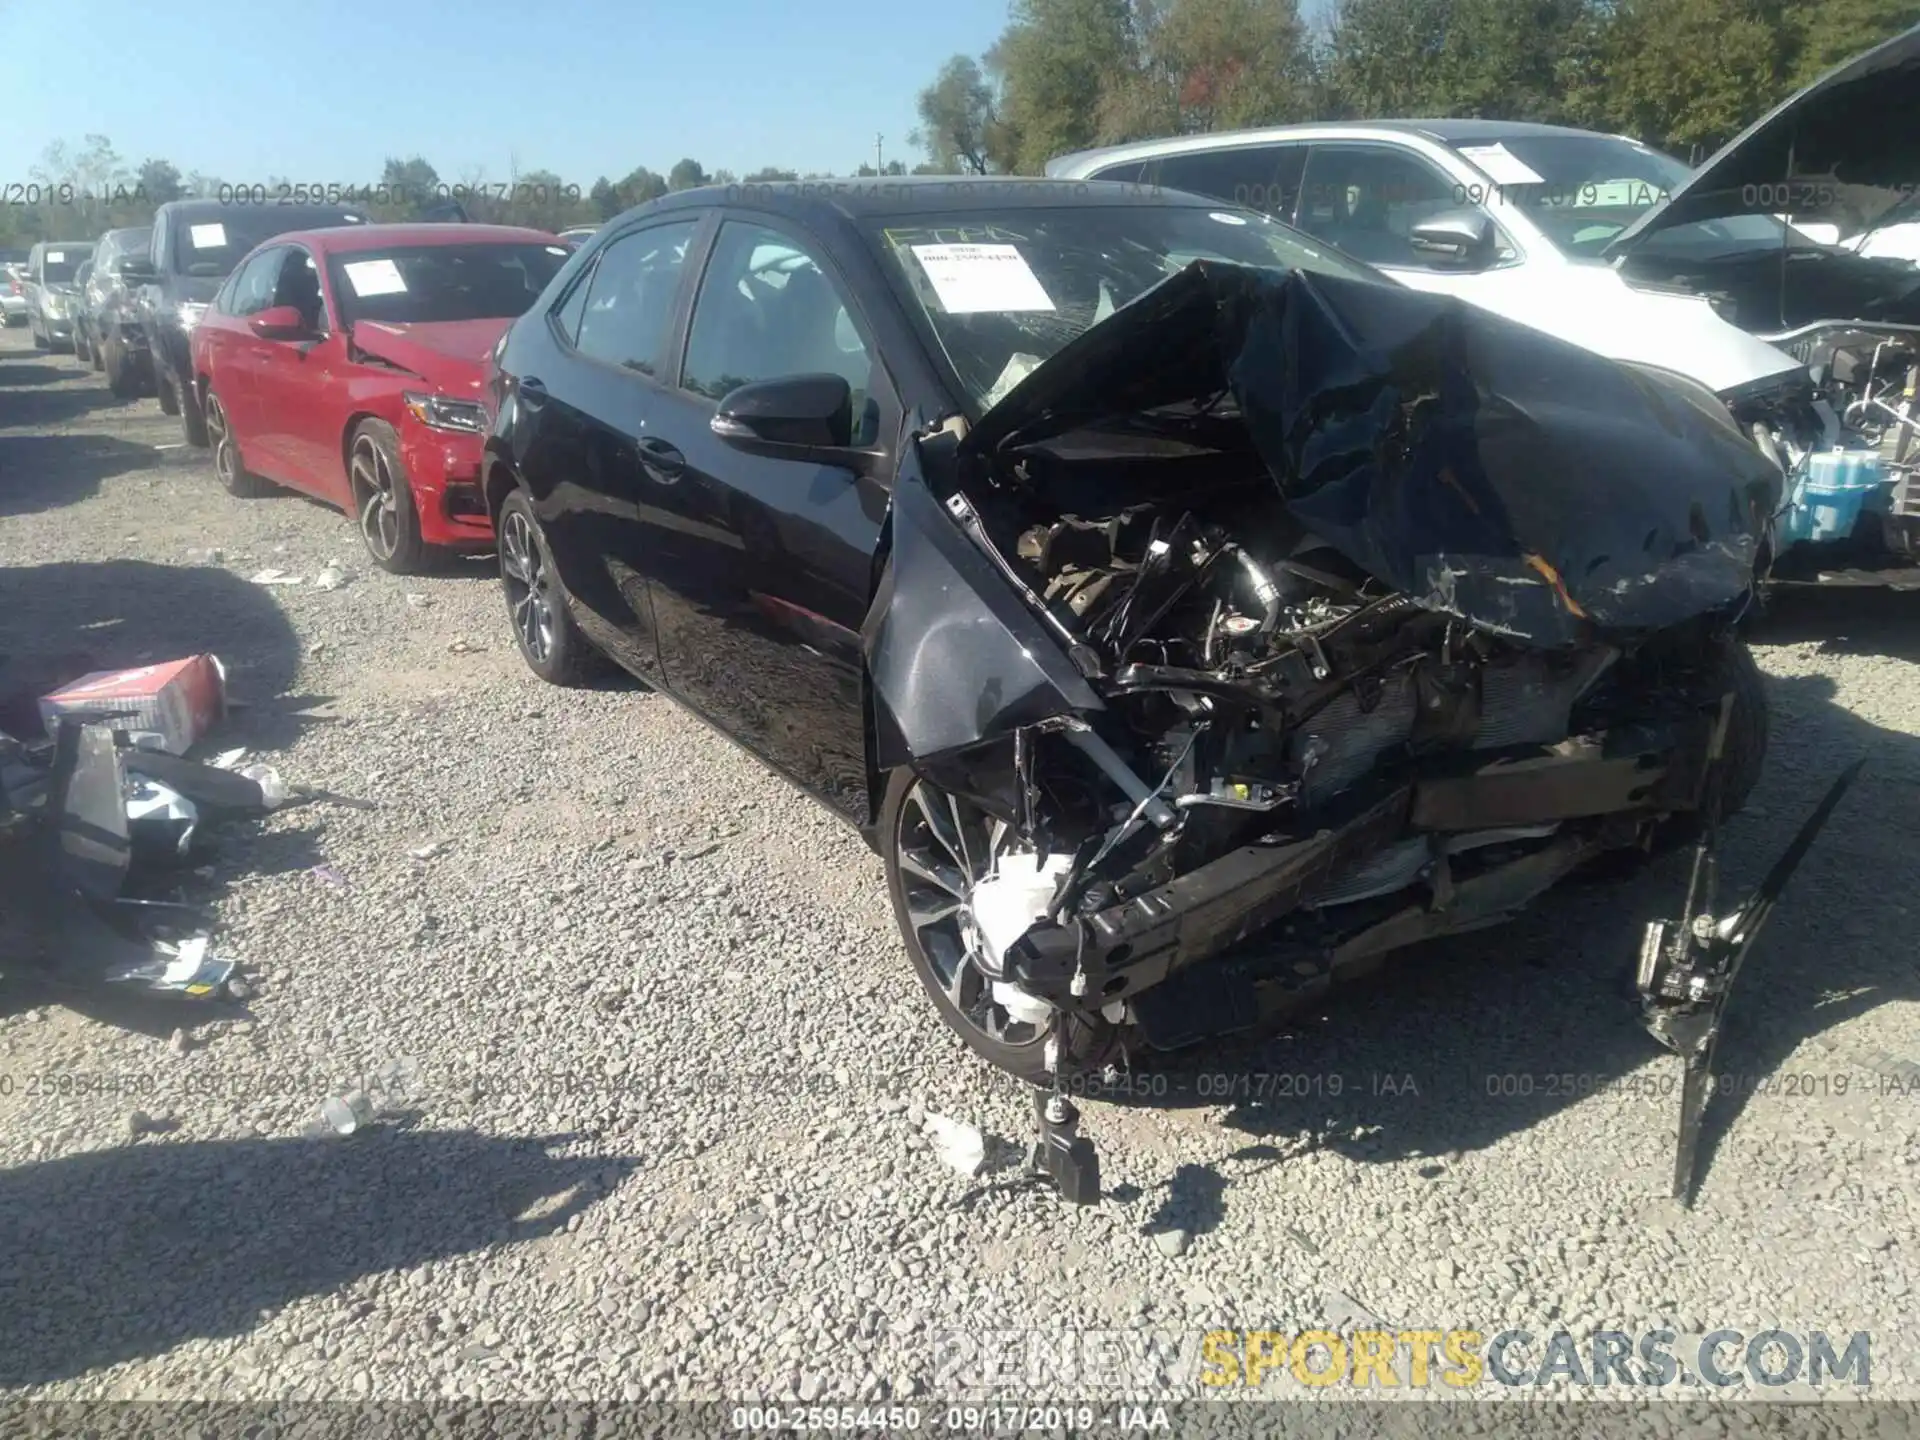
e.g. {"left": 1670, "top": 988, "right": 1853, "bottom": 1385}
{"left": 866, "top": 264, "right": 1786, "bottom": 1199}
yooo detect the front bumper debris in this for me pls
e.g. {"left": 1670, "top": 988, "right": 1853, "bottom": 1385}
{"left": 1637, "top": 756, "right": 1863, "bottom": 1204}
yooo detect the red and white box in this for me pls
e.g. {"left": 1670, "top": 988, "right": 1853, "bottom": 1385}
{"left": 39, "top": 655, "right": 228, "bottom": 754}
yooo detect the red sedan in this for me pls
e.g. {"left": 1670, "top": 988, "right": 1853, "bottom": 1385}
{"left": 189, "top": 223, "right": 571, "bottom": 572}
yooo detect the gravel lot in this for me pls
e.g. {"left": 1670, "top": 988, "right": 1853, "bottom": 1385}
{"left": 3, "top": 322, "right": 1918, "bottom": 1415}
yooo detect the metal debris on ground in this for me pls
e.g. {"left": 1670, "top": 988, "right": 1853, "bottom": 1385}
{"left": 313, "top": 560, "right": 351, "bottom": 592}
{"left": 248, "top": 569, "right": 303, "bottom": 586}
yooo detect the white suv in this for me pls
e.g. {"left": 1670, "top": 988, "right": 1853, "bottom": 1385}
{"left": 1048, "top": 119, "right": 1804, "bottom": 396}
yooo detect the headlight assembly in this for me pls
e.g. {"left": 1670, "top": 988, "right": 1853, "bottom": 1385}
{"left": 403, "top": 391, "right": 486, "bottom": 433}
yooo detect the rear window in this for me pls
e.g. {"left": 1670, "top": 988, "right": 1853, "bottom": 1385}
{"left": 327, "top": 243, "right": 570, "bottom": 325}
{"left": 170, "top": 208, "right": 368, "bottom": 278}
{"left": 38, "top": 246, "right": 92, "bottom": 283}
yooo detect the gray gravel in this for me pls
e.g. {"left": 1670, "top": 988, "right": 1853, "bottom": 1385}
{"left": 3, "top": 325, "right": 1918, "bottom": 1409}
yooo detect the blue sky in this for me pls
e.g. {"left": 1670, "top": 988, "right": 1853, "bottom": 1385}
{"left": 0, "top": 0, "right": 1014, "bottom": 186}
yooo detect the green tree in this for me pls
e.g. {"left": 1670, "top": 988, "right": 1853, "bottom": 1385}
{"left": 668, "top": 158, "right": 709, "bottom": 191}
{"left": 744, "top": 166, "right": 800, "bottom": 181}
{"left": 1598, "top": 0, "right": 1787, "bottom": 153}
{"left": 618, "top": 166, "right": 670, "bottom": 206}
{"left": 996, "top": 0, "right": 1138, "bottom": 171}
{"left": 913, "top": 55, "right": 1001, "bottom": 172}
{"left": 136, "top": 158, "right": 184, "bottom": 206}
{"left": 1097, "top": 0, "right": 1317, "bottom": 140}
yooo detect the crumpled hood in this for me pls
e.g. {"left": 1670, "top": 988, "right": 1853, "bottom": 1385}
{"left": 350, "top": 318, "right": 510, "bottom": 389}
{"left": 962, "top": 262, "right": 1780, "bottom": 646}
{"left": 1605, "top": 22, "right": 1920, "bottom": 253}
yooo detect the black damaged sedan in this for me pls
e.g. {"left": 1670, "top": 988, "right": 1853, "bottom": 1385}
{"left": 481, "top": 178, "right": 1780, "bottom": 1183}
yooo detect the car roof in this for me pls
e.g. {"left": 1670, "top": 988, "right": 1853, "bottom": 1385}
{"left": 273, "top": 222, "right": 560, "bottom": 253}
{"left": 1050, "top": 119, "right": 1621, "bottom": 173}
{"left": 627, "top": 175, "right": 1225, "bottom": 225}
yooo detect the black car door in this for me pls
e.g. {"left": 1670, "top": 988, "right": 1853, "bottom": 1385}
{"left": 509, "top": 214, "right": 709, "bottom": 684}
{"left": 629, "top": 214, "right": 895, "bottom": 819}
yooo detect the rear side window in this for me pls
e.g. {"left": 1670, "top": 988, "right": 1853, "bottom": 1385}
{"left": 1144, "top": 146, "right": 1308, "bottom": 222}
{"left": 36, "top": 246, "right": 90, "bottom": 283}
{"left": 573, "top": 219, "right": 700, "bottom": 379}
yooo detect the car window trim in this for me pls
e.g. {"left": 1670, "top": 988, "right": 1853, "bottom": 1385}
{"left": 549, "top": 210, "right": 715, "bottom": 390}
{"left": 675, "top": 208, "right": 901, "bottom": 457}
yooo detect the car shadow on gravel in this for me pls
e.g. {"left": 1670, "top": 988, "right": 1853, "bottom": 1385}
{"left": 0, "top": 1129, "right": 638, "bottom": 1386}
{"left": 1749, "top": 585, "right": 1920, "bottom": 662}
{"left": 0, "top": 386, "right": 136, "bottom": 434}
{"left": 1104, "top": 670, "right": 1918, "bottom": 1225}
{"left": 0, "top": 361, "right": 77, "bottom": 388}
{"left": 0, "top": 434, "right": 159, "bottom": 518}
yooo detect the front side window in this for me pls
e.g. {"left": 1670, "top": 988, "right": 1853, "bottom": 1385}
{"left": 221, "top": 246, "right": 288, "bottom": 317}
{"left": 272, "top": 248, "right": 328, "bottom": 331}
{"left": 1295, "top": 145, "right": 1480, "bottom": 269}
{"left": 572, "top": 219, "right": 701, "bottom": 378}
{"left": 682, "top": 221, "right": 878, "bottom": 443}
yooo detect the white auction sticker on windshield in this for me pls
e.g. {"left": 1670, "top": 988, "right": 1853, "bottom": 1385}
{"left": 910, "top": 243, "right": 1054, "bottom": 314}
{"left": 188, "top": 223, "right": 228, "bottom": 248}
{"left": 1458, "top": 144, "right": 1545, "bottom": 187}
{"left": 342, "top": 258, "right": 409, "bottom": 297}
{"left": 46, "top": 250, "right": 65, "bottom": 263}
{"left": 1208, "top": 212, "right": 1248, "bottom": 226}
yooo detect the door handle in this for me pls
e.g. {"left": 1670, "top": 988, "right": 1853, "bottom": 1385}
{"left": 636, "top": 436, "right": 685, "bottom": 482}
{"left": 518, "top": 376, "right": 548, "bottom": 410}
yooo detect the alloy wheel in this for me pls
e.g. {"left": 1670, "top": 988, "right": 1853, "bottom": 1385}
{"left": 205, "top": 394, "right": 237, "bottom": 488}
{"left": 894, "top": 779, "right": 1042, "bottom": 1047}
{"left": 500, "top": 508, "right": 556, "bottom": 664}
{"left": 351, "top": 437, "right": 401, "bottom": 560}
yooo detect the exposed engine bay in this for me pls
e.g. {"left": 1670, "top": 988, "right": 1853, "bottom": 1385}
{"left": 921, "top": 458, "right": 1749, "bottom": 1064}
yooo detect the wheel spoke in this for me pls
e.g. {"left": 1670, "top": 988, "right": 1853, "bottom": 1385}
{"left": 909, "top": 784, "right": 968, "bottom": 873}
{"left": 904, "top": 890, "right": 962, "bottom": 933}
{"left": 897, "top": 848, "right": 965, "bottom": 897}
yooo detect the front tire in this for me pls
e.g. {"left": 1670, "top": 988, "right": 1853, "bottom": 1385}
{"left": 205, "top": 389, "right": 268, "bottom": 498}
{"left": 496, "top": 487, "right": 602, "bottom": 686}
{"left": 880, "top": 768, "right": 1115, "bottom": 1085}
{"left": 73, "top": 327, "right": 90, "bottom": 364}
{"left": 348, "top": 420, "right": 431, "bottom": 574}
{"left": 156, "top": 365, "right": 181, "bottom": 415}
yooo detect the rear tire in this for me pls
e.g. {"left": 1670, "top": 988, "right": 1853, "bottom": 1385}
{"left": 205, "top": 389, "right": 268, "bottom": 498}
{"left": 104, "top": 338, "right": 137, "bottom": 398}
{"left": 156, "top": 365, "right": 181, "bottom": 415}
{"left": 31, "top": 320, "right": 47, "bottom": 351}
{"left": 496, "top": 486, "right": 603, "bottom": 686}
{"left": 181, "top": 376, "right": 210, "bottom": 447}
{"left": 73, "top": 327, "right": 90, "bottom": 364}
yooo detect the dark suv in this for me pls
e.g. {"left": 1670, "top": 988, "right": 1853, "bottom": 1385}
{"left": 77, "top": 226, "right": 154, "bottom": 393}
{"left": 23, "top": 240, "right": 95, "bottom": 351}
{"left": 120, "top": 199, "right": 368, "bottom": 444}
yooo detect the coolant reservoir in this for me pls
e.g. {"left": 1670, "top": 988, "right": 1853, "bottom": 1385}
{"left": 1782, "top": 449, "right": 1887, "bottom": 545}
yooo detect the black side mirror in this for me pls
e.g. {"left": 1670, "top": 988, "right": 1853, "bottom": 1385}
{"left": 711, "top": 373, "right": 854, "bottom": 457}
{"left": 117, "top": 256, "right": 157, "bottom": 282}
{"left": 1409, "top": 209, "right": 1498, "bottom": 269}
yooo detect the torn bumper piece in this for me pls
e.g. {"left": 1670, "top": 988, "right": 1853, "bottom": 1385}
{"left": 1002, "top": 720, "right": 1711, "bottom": 1030}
